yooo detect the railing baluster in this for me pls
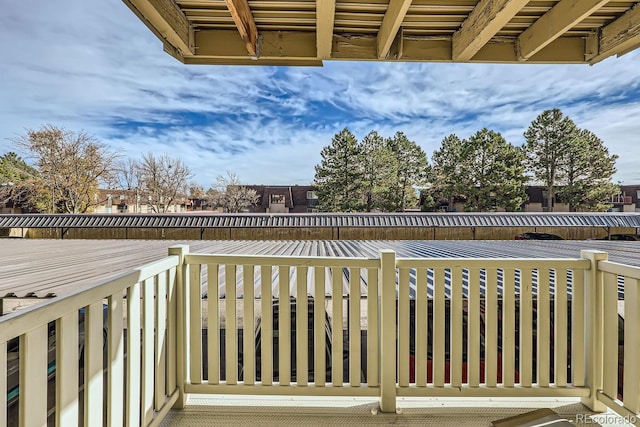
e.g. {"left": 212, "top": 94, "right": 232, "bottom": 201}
{"left": 56, "top": 311, "right": 79, "bottom": 427}
{"left": 537, "top": 268, "right": 550, "bottom": 387}
{"left": 189, "top": 265, "right": 203, "bottom": 384}
{"left": 554, "top": 269, "right": 568, "bottom": 387}
{"left": 468, "top": 269, "right": 480, "bottom": 387}
{"left": 142, "top": 278, "right": 155, "bottom": 425}
{"left": 155, "top": 272, "right": 168, "bottom": 410}
{"left": 398, "top": 267, "right": 410, "bottom": 387}
{"left": 451, "top": 267, "right": 463, "bottom": 387}
{"left": 624, "top": 276, "right": 640, "bottom": 412}
{"left": 571, "top": 269, "right": 585, "bottom": 387}
{"left": 244, "top": 265, "right": 255, "bottom": 385}
{"left": 349, "top": 267, "right": 361, "bottom": 387}
{"left": 126, "top": 283, "right": 141, "bottom": 427}
{"left": 296, "top": 266, "right": 308, "bottom": 386}
{"left": 207, "top": 264, "right": 220, "bottom": 385}
{"left": 85, "top": 301, "right": 105, "bottom": 427}
{"left": 366, "top": 267, "right": 378, "bottom": 387}
{"left": 486, "top": 268, "right": 498, "bottom": 387}
{"left": 108, "top": 293, "right": 124, "bottom": 427}
{"left": 19, "top": 324, "right": 48, "bottom": 427}
{"left": 0, "top": 341, "right": 5, "bottom": 426}
{"left": 503, "top": 269, "right": 515, "bottom": 387}
{"left": 166, "top": 266, "right": 177, "bottom": 394}
{"left": 279, "top": 266, "right": 291, "bottom": 386}
{"left": 520, "top": 269, "right": 533, "bottom": 387}
{"left": 433, "top": 268, "right": 446, "bottom": 387}
{"left": 415, "top": 268, "right": 427, "bottom": 387}
{"left": 331, "top": 266, "right": 343, "bottom": 386}
{"left": 314, "top": 267, "right": 327, "bottom": 387}
{"left": 226, "top": 265, "right": 238, "bottom": 385}
{"left": 602, "top": 271, "right": 618, "bottom": 398}
{"left": 261, "top": 265, "right": 273, "bottom": 385}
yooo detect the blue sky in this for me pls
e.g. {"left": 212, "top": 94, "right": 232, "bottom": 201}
{"left": 2, "top": 1, "right": 640, "bottom": 187}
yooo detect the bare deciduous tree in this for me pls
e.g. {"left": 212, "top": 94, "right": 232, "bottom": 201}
{"left": 139, "top": 153, "right": 192, "bottom": 213}
{"left": 15, "top": 125, "right": 119, "bottom": 213}
{"left": 213, "top": 171, "right": 259, "bottom": 213}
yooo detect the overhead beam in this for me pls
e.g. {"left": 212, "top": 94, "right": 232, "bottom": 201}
{"left": 224, "top": 0, "right": 259, "bottom": 57}
{"left": 194, "top": 30, "right": 587, "bottom": 64}
{"left": 124, "top": 0, "right": 193, "bottom": 55}
{"left": 517, "top": 0, "right": 609, "bottom": 61}
{"left": 316, "top": 0, "right": 336, "bottom": 59}
{"left": 588, "top": 2, "right": 640, "bottom": 64}
{"left": 377, "top": 0, "right": 412, "bottom": 59}
{"left": 452, "top": 0, "right": 529, "bottom": 61}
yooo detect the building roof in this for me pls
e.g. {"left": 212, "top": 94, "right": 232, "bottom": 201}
{"left": 1, "top": 238, "right": 638, "bottom": 299}
{"left": 2, "top": 212, "right": 640, "bottom": 228}
{"left": 122, "top": 0, "right": 640, "bottom": 66}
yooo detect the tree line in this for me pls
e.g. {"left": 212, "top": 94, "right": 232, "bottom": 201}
{"left": 0, "top": 125, "right": 257, "bottom": 213}
{"left": 313, "top": 109, "right": 619, "bottom": 212}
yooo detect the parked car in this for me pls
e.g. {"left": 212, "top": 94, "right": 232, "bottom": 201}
{"left": 589, "top": 234, "right": 640, "bottom": 241}
{"left": 515, "top": 232, "right": 564, "bottom": 240}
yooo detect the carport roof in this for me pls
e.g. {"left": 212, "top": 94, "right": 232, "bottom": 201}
{"left": 122, "top": 0, "right": 640, "bottom": 66}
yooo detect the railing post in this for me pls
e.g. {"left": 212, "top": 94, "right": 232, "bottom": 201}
{"left": 580, "top": 250, "right": 608, "bottom": 412}
{"left": 379, "top": 249, "right": 397, "bottom": 413}
{"left": 169, "top": 244, "right": 190, "bottom": 409}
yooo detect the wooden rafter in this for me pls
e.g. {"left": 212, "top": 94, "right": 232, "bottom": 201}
{"left": 377, "top": 0, "right": 412, "bottom": 59}
{"left": 517, "top": 0, "right": 609, "bottom": 61}
{"left": 316, "top": 0, "right": 336, "bottom": 59}
{"left": 224, "top": 0, "right": 259, "bottom": 57}
{"left": 124, "top": 0, "right": 193, "bottom": 55}
{"left": 588, "top": 2, "right": 640, "bottom": 64}
{"left": 452, "top": 0, "right": 529, "bottom": 62}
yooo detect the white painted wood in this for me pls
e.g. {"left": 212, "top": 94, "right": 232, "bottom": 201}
{"left": 84, "top": 301, "right": 104, "bottom": 427}
{"left": 571, "top": 268, "right": 585, "bottom": 387}
{"left": 433, "top": 268, "right": 445, "bottom": 387}
{"left": 349, "top": 267, "right": 361, "bottom": 387}
{"left": 155, "top": 272, "right": 168, "bottom": 410}
{"left": 415, "top": 268, "right": 427, "bottom": 387}
{"left": 537, "top": 269, "right": 551, "bottom": 387}
{"left": 108, "top": 293, "right": 124, "bottom": 427}
{"left": 378, "top": 250, "right": 396, "bottom": 412}
{"left": 314, "top": 266, "right": 326, "bottom": 387}
{"left": 166, "top": 265, "right": 177, "bottom": 394}
{"left": 398, "top": 267, "right": 410, "bottom": 387}
{"left": 468, "top": 269, "right": 480, "bottom": 387}
{"left": 623, "top": 277, "right": 640, "bottom": 412}
{"left": 331, "top": 266, "right": 343, "bottom": 386}
{"left": 278, "top": 265, "right": 291, "bottom": 386}
{"left": 485, "top": 269, "right": 498, "bottom": 387}
{"left": 554, "top": 269, "right": 568, "bottom": 387}
{"left": 189, "top": 265, "right": 203, "bottom": 384}
{"left": 503, "top": 269, "right": 515, "bottom": 387}
{"left": 226, "top": 265, "right": 238, "bottom": 385}
{"left": 56, "top": 311, "right": 79, "bottom": 427}
{"left": 296, "top": 266, "right": 308, "bottom": 386}
{"left": 261, "top": 265, "right": 273, "bottom": 385}
{"left": 19, "top": 324, "right": 48, "bottom": 427}
{"left": 602, "top": 272, "right": 619, "bottom": 398}
{"left": 126, "top": 283, "right": 141, "bottom": 427}
{"left": 520, "top": 269, "right": 533, "bottom": 387}
{"left": 244, "top": 265, "right": 255, "bottom": 385}
{"left": 451, "top": 268, "right": 463, "bottom": 387}
{"left": 142, "top": 278, "right": 155, "bottom": 425}
{"left": 207, "top": 264, "right": 219, "bottom": 385}
{"left": 0, "top": 341, "right": 5, "bottom": 427}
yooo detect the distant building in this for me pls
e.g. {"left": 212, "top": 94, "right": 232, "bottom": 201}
{"left": 91, "top": 189, "right": 192, "bottom": 214}
{"left": 244, "top": 185, "right": 318, "bottom": 213}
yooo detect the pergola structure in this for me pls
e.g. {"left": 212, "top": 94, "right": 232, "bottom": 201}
{"left": 123, "top": 0, "right": 640, "bottom": 66}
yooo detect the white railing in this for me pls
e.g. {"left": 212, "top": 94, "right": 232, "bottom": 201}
{"left": 3, "top": 245, "right": 640, "bottom": 426}
{"left": 0, "top": 249, "right": 180, "bottom": 427}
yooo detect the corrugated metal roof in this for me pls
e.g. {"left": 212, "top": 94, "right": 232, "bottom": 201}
{"left": 2, "top": 213, "right": 640, "bottom": 228}
{"left": 1, "top": 239, "right": 639, "bottom": 300}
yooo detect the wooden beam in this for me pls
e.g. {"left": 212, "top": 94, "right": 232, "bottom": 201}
{"left": 588, "top": 2, "right": 640, "bottom": 64}
{"left": 316, "top": 0, "right": 336, "bottom": 59}
{"left": 124, "top": 0, "right": 193, "bottom": 55}
{"left": 452, "top": 0, "right": 529, "bottom": 61}
{"left": 518, "top": 0, "right": 608, "bottom": 61}
{"left": 377, "top": 0, "right": 412, "bottom": 59}
{"left": 224, "top": 0, "right": 259, "bottom": 57}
